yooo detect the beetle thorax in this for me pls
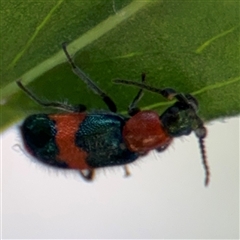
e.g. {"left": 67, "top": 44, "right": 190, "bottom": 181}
{"left": 123, "top": 110, "right": 172, "bottom": 153}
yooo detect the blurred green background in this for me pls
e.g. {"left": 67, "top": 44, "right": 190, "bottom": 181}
{"left": 1, "top": 0, "right": 240, "bottom": 131}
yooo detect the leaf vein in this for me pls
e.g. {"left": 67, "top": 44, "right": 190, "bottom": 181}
{"left": 7, "top": 0, "right": 65, "bottom": 69}
{"left": 195, "top": 25, "right": 239, "bottom": 54}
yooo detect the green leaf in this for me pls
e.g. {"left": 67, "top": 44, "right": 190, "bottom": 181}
{"left": 1, "top": 0, "right": 240, "bottom": 131}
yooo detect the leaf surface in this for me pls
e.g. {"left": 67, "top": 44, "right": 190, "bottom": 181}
{"left": 1, "top": 0, "right": 240, "bottom": 131}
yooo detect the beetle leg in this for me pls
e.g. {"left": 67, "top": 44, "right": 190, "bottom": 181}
{"left": 123, "top": 165, "right": 131, "bottom": 177}
{"left": 16, "top": 80, "right": 87, "bottom": 112}
{"left": 79, "top": 169, "right": 95, "bottom": 181}
{"left": 62, "top": 43, "right": 117, "bottom": 113}
{"left": 128, "top": 73, "right": 146, "bottom": 116}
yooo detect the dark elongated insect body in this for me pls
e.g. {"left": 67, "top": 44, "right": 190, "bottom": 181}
{"left": 17, "top": 43, "right": 209, "bottom": 185}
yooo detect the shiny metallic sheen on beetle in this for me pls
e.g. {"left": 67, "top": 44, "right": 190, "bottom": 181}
{"left": 17, "top": 43, "right": 209, "bottom": 185}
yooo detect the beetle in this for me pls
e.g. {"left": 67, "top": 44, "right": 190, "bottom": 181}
{"left": 17, "top": 43, "right": 210, "bottom": 185}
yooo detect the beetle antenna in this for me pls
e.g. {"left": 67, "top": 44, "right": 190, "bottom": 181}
{"left": 198, "top": 136, "right": 210, "bottom": 186}
{"left": 115, "top": 78, "right": 210, "bottom": 186}
{"left": 194, "top": 123, "right": 209, "bottom": 186}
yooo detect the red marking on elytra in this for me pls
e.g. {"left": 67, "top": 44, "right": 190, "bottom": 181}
{"left": 50, "top": 113, "right": 90, "bottom": 170}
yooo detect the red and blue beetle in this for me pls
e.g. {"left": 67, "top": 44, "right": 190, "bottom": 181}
{"left": 17, "top": 43, "right": 210, "bottom": 185}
